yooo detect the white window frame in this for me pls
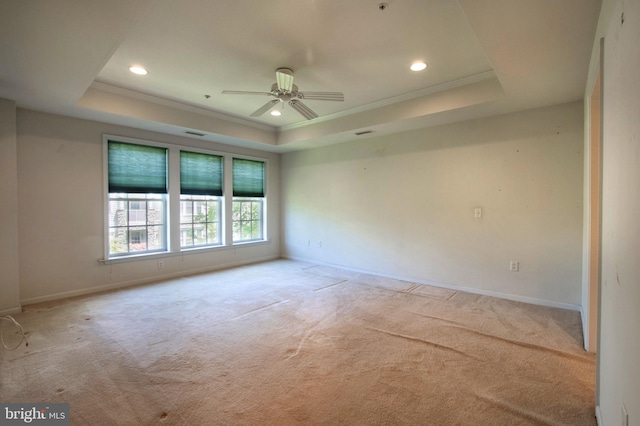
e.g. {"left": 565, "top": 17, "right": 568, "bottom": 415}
{"left": 179, "top": 194, "right": 223, "bottom": 249}
{"left": 232, "top": 197, "right": 265, "bottom": 243}
{"left": 103, "top": 135, "right": 269, "bottom": 262}
{"left": 230, "top": 155, "right": 268, "bottom": 245}
{"left": 107, "top": 193, "right": 168, "bottom": 256}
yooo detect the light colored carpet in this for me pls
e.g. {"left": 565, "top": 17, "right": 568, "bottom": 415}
{"left": 1, "top": 260, "right": 595, "bottom": 425}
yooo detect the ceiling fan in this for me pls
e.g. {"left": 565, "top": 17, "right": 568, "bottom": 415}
{"left": 221, "top": 68, "right": 344, "bottom": 120}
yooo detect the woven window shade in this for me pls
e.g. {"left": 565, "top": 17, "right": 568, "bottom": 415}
{"left": 180, "top": 151, "right": 223, "bottom": 196}
{"left": 108, "top": 141, "right": 167, "bottom": 193}
{"left": 232, "top": 158, "right": 264, "bottom": 197}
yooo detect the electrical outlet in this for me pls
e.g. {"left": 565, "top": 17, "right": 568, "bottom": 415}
{"left": 306, "top": 239, "right": 311, "bottom": 246}
{"left": 509, "top": 260, "right": 519, "bottom": 272}
{"left": 317, "top": 240, "right": 322, "bottom": 248}
{"left": 474, "top": 207, "right": 482, "bottom": 218}
{"left": 158, "top": 260, "right": 165, "bottom": 270}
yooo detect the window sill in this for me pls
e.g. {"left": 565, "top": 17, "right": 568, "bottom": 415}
{"left": 231, "top": 239, "right": 270, "bottom": 246}
{"left": 99, "top": 239, "right": 271, "bottom": 265}
{"left": 99, "top": 251, "right": 171, "bottom": 265}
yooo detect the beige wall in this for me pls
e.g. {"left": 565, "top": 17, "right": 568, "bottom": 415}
{"left": 0, "top": 99, "right": 20, "bottom": 314}
{"left": 281, "top": 102, "right": 584, "bottom": 309}
{"left": 594, "top": 0, "right": 640, "bottom": 423}
{"left": 16, "top": 110, "right": 280, "bottom": 304}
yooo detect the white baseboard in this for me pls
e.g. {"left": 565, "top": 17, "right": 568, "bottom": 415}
{"left": 284, "top": 255, "right": 581, "bottom": 312}
{"left": 0, "top": 306, "right": 22, "bottom": 316}
{"left": 596, "top": 405, "right": 603, "bottom": 425}
{"left": 21, "top": 253, "right": 582, "bottom": 312}
{"left": 20, "top": 255, "right": 279, "bottom": 306}
{"left": 581, "top": 306, "right": 590, "bottom": 351}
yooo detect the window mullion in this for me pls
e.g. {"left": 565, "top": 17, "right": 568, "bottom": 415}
{"left": 224, "top": 156, "right": 234, "bottom": 246}
{"left": 205, "top": 200, "right": 211, "bottom": 244}
{"left": 125, "top": 200, "right": 130, "bottom": 252}
{"left": 145, "top": 200, "right": 149, "bottom": 251}
{"left": 168, "top": 147, "right": 181, "bottom": 252}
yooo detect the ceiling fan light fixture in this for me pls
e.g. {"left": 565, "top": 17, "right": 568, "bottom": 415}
{"left": 410, "top": 61, "right": 427, "bottom": 72}
{"left": 270, "top": 110, "right": 282, "bottom": 116}
{"left": 129, "top": 65, "right": 148, "bottom": 75}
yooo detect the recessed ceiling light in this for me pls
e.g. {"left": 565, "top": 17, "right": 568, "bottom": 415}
{"left": 410, "top": 62, "right": 427, "bottom": 72}
{"left": 129, "top": 66, "right": 148, "bottom": 75}
{"left": 270, "top": 110, "right": 282, "bottom": 117}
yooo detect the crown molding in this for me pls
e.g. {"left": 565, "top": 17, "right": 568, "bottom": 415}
{"left": 279, "top": 70, "right": 497, "bottom": 132}
{"left": 89, "top": 81, "right": 275, "bottom": 132}
{"left": 90, "top": 70, "right": 497, "bottom": 135}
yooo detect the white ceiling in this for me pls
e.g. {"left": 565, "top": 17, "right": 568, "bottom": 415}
{"left": 0, "top": 0, "right": 601, "bottom": 152}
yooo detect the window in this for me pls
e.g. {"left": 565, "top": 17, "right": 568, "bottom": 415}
{"left": 105, "top": 137, "right": 268, "bottom": 259}
{"left": 232, "top": 158, "right": 265, "bottom": 242}
{"left": 180, "top": 196, "right": 221, "bottom": 248}
{"left": 108, "top": 194, "right": 166, "bottom": 255}
{"left": 232, "top": 198, "right": 263, "bottom": 241}
{"left": 180, "top": 150, "right": 223, "bottom": 249}
{"left": 107, "top": 141, "right": 167, "bottom": 257}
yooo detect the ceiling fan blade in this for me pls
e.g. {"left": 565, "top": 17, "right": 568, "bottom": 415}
{"left": 276, "top": 68, "right": 294, "bottom": 92}
{"left": 298, "top": 91, "right": 344, "bottom": 101}
{"left": 251, "top": 99, "right": 280, "bottom": 117}
{"left": 222, "top": 90, "right": 273, "bottom": 96}
{"left": 288, "top": 100, "right": 318, "bottom": 120}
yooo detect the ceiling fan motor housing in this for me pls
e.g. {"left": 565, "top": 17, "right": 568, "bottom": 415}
{"left": 222, "top": 67, "right": 343, "bottom": 120}
{"left": 271, "top": 83, "right": 299, "bottom": 99}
